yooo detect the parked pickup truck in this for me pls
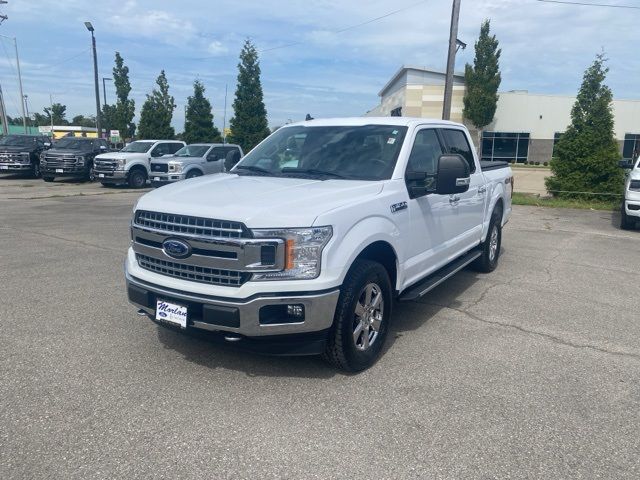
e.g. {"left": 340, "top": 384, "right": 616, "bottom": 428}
{"left": 0, "top": 134, "right": 51, "bottom": 178}
{"left": 40, "top": 137, "right": 109, "bottom": 182}
{"left": 620, "top": 156, "right": 640, "bottom": 229}
{"left": 125, "top": 118, "right": 512, "bottom": 371}
{"left": 94, "top": 139, "right": 185, "bottom": 188}
{"left": 150, "top": 143, "right": 243, "bottom": 187}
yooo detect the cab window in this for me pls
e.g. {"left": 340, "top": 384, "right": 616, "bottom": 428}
{"left": 405, "top": 128, "right": 443, "bottom": 192}
{"left": 440, "top": 129, "right": 476, "bottom": 173}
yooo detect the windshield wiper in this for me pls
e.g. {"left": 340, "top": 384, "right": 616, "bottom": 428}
{"left": 233, "top": 165, "right": 274, "bottom": 176}
{"left": 281, "top": 167, "right": 348, "bottom": 179}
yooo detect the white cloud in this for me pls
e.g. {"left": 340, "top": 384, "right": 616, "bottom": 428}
{"left": 207, "top": 41, "right": 229, "bottom": 56}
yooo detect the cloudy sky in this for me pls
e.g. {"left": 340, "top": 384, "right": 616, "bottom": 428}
{"left": 0, "top": 0, "right": 637, "bottom": 131}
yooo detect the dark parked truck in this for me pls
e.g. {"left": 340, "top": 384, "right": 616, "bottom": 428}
{"left": 40, "top": 137, "right": 109, "bottom": 182}
{"left": 0, "top": 134, "right": 51, "bottom": 178}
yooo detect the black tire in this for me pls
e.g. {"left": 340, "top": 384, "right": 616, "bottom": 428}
{"left": 128, "top": 168, "right": 147, "bottom": 189}
{"left": 323, "top": 259, "right": 393, "bottom": 372}
{"left": 620, "top": 203, "right": 634, "bottom": 230}
{"left": 32, "top": 161, "right": 41, "bottom": 179}
{"left": 472, "top": 207, "right": 503, "bottom": 273}
{"left": 186, "top": 170, "right": 202, "bottom": 179}
{"left": 42, "top": 176, "right": 54, "bottom": 182}
{"left": 84, "top": 164, "right": 95, "bottom": 182}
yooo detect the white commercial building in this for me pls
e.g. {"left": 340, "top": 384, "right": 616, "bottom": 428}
{"left": 367, "top": 66, "right": 640, "bottom": 163}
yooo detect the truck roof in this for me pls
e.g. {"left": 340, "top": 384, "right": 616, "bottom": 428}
{"left": 286, "top": 116, "right": 465, "bottom": 128}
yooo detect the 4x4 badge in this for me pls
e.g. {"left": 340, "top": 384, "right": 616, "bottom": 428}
{"left": 390, "top": 201, "right": 407, "bottom": 213}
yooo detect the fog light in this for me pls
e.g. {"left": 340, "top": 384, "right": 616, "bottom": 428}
{"left": 287, "top": 304, "right": 304, "bottom": 318}
{"left": 259, "top": 304, "right": 305, "bottom": 325}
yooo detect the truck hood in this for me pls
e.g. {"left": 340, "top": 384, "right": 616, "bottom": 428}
{"left": 46, "top": 148, "right": 91, "bottom": 155}
{"left": 135, "top": 173, "right": 384, "bottom": 228}
{"left": 151, "top": 155, "right": 201, "bottom": 165}
{"left": 0, "top": 146, "right": 34, "bottom": 154}
{"left": 95, "top": 151, "right": 148, "bottom": 160}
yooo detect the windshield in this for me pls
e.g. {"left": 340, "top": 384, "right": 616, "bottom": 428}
{"left": 174, "top": 145, "right": 209, "bottom": 157}
{"left": 0, "top": 135, "right": 37, "bottom": 147}
{"left": 53, "top": 138, "right": 94, "bottom": 150}
{"left": 234, "top": 124, "right": 408, "bottom": 180}
{"left": 121, "top": 141, "right": 153, "bottom": 153}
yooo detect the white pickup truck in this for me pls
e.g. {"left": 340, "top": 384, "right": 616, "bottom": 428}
{"left": 620, "top": 156, "right": 640, "bottom": 230}
{"left": 125, "top": 118, "right": 512, "bottom": 371}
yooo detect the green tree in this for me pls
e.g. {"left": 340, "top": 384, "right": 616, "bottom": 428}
{"left": 463, "top": 19, "right": 501, "bottom": 143}
{"left": 183, "top": 80, "right": 221, "bottom": 144}
{"left": 545, "top": 54, "right": 623, "bottom": 198}
{"left": 101, "top": 104, "right": 117, "bottom": 137}
{"left": 137, "top": 70, "right": 176, "bottom": 139}
{"left": 112, "top": 52, "right": 136, "bottom": 140}
{"left": 43, "top": 103, "right": 68, "bottom": 125}
{"left": 228, "top": 39, "right": 270, "bottom": 151}
{"left": 32, "top": 112, "right": 49, "bottom": 126}
{"left": 71, "top": 114, "right": 96, "bottom": 128}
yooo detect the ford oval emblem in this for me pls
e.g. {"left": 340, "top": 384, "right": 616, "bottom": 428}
{"left": 162, "top": 238, "right": 192, "bottom": 259}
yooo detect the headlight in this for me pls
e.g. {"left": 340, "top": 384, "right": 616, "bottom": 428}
{"left": 76, "top": 155, "right": 85, "bottom": 165}
{"left": 630, "top": 180, "right": 640, "bottom": 191}
{"left": 117, "top": 158, "right": 126, "bottom": 168}
{"left": 39, "top": 152, "right": 46, "bottom": 162}
{"left": 251, "top": 226, "right": 332, "bottom": 280}
{"left": 169, "top": 163, "right": 183, "bottom": 173}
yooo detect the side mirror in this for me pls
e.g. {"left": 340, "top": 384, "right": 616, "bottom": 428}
{"left": 619, "top": 159, "right": 633, "bottom": 169}
{"left": 436, "top": 154, "right": 470, "bottom": 195}
{"left": 99, "top": 145, "right": 107, "bottom": 150}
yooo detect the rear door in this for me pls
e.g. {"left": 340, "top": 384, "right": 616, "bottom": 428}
{"left": 439, "top": 128, "right": 486, "bottom": 250}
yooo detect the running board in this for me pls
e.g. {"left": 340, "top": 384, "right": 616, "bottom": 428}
{"left": 398, "top": 248, "right": 482, "bottom": 301}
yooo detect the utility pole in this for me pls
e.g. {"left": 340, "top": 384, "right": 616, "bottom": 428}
{"left": 0, "top": 84, "right": 8, "bottom": 135}
{"left": 0, "top": 34, "right": 27, "bottom": 133}
{"left": 23, "top": 94, "right": 28, "bottom": 125}
{"left": 442, "top": 0, "right": 461, "bottom": 121}
{"left": 85, "top": 22, "right": 101, "bottom": 137}
{"left": 222, "top": 83, "right": 228, "bottom": 144}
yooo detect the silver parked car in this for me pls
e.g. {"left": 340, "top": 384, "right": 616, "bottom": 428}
{"left": 150, "top": 143, "right": 243, "bottom": 187}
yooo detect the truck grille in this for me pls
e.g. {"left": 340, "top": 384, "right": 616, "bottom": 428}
{"left": 136, "top": 254, "right": 247, "bottom": 286}
{"left": 94, "top": 159, "right": 118, "bottom": 172}
{"left": 43, "top": 154, "right": 77, "bottom": 167}
{"left": 151, "top": 163, "right": 168, "bottom": 173}
{"left": 135, "top": 210, "right": 246, "bottom": 239}
{"left": 0, "top": 152, "right": 29, "bottom": 164}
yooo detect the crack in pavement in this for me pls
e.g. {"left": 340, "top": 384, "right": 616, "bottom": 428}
{"left": 0, "top": 225, "right": 123, "bottom": 253}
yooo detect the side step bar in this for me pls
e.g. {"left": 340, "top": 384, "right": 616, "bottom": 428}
{"left": 398, "top": 248, "right": 482, "bottom": 301}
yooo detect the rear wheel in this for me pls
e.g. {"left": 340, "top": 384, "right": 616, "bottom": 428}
{"left": 42, "top": 176, "right": 54, "bottom": 182}
{"left": 128, "top": 168, "right": 147, "bottom": 189}
{"left": 621, "top": 203, "right": 634, "bottom": 230}
{"left": 472, "top": 207, "right": 502, "bottom": 273}
{"left": 323, "top": 259, "right": 392, "bottom": 372}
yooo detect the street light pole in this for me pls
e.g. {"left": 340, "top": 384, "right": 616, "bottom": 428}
{"left": 102, "top": 77, "right": 112, "bottom": 107}
{"left": 23, "top": 94, "right": 29, "bottom": 126}
{"left": 442, "top": 0, "right": 461, "bottom": 121}
{"left": 85, "top": 22, "right": 101, "bottom": 137}
{"left": 0, "top": 34, "right": 27, "bottom": 133}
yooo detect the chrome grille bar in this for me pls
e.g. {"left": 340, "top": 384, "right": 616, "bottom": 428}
{"left": 137, "top": 254, "right": 248, "bottom": 286}
{"left": 135, "top": 210, "right": 245, "bottom": 239}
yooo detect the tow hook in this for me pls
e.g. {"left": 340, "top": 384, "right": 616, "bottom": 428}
{"left": 224, "top": 335, "right": 242, "bottom": 342}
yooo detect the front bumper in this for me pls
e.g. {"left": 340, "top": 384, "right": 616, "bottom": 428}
{"left": 624, "top": 199, "right": 640, "bottom": 218}
{"left": 41, "top": 165, "right": 86, "bottom": 177}
{"left": 125, "top": 268, "right": 340, "bottom": 339}
{"left": 0, "top": 162, "right": 32, "bottom": 173}
{"left": 150, "top": 172, "right": 185, "bottom": 186}
{"left": 95, "top": 169, "right": 128, "bottom": 183}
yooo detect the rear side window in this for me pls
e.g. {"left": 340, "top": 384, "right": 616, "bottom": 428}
{"left": 440, "top": 129, "right": 476, "bottom": 173}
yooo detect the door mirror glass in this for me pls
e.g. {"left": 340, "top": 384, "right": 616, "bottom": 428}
{"left": 436, "top": 154, "right": 470, "bottom": 195}
{"left": 99, "top": 145, "right": 107, "bottom": 150}
{"left": 44, "top": 142, "right": 52, "bottom": 148}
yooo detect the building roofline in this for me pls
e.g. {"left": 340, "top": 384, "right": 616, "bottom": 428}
{"left": 378, "top": 65, "right": 465, "bottom": 97}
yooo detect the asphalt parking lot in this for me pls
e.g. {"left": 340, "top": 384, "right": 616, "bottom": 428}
{"left": 1, "top": 176, "right": 639, "bottom": 479}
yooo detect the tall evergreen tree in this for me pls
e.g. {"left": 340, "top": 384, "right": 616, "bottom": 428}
{"left": 546, "top": 54, "right": 623, "bottom": 197}
{"left": 228, "top": 39, "right": 270, "bottom": 151}
{"left": 463, "top": 19, "right": 501, "bottom": 143}
{"left": 183, "top": 80, "right": 221, "bottom": 143}
{"left": 137, "top": 70, "right": 176, "bottom": 139}
{"left": 43, "top": 103, "right": 68, "bottom": 125}
{"left": 113, "top": 52, "right": 136, "bottom": 140}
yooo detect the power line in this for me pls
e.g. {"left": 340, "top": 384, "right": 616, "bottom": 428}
{"left": 536, "top": 0, "right": 640, "bottom": 9}
{"left": 31, "top": 48, "right": 91, "bottom": 70}
{"left": 261, "top": 0, "right": 429, "bottom": 53}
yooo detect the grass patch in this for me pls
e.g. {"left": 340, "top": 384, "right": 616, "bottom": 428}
{"left": 512, "top": 192, "right": 618, "bottom": 211}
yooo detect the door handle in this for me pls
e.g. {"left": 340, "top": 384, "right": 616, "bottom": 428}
{"left": 449, "top": 195, "right": 461, "bottom": 204}
{"left": 478, "top": 186, "right": 487, "bottom": 194}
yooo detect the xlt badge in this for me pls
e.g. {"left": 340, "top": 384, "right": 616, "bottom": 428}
{"left": 390, "top": 201, "right": 407, "bottom": 213}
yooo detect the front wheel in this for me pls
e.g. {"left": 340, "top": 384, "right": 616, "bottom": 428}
{"left": 186, "top": 170, "right": 202, "bottom": 179}
{"left": 42, "top": 176, "right": 54, "bottom": 182}
{"left": 128, "top": 169, "right": 147, "bottom": 189}
{"left": 472, "top": 208, "right": 502, "bottom": 273}
{"left": 323, "top": 259, "right": 393, "bottom": 372}
{"left": 621, "top": 203, "right": 634, "bottom": 230}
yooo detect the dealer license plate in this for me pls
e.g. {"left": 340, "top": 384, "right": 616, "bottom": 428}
{"left": 98, "top": 173, "right": 105, "bottom": 178}
{"left": 153, "top": 176, "right": 160, "bottom": 181}
{"left": 0, "top": 166, "right": 8, "bottom": 170}
{"left": 156, "top": 299, "right": 187, "bottom": 328}
{"left": 55, "top": 168, "right": 63, "bottom": 173}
